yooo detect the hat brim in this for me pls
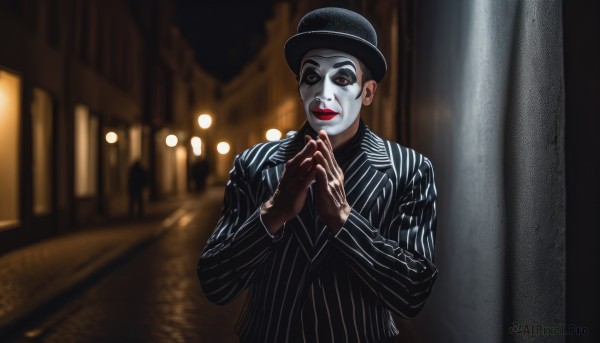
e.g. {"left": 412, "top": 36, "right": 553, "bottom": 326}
{"left": 284, "top": 31, "right": 387, "bottom": 82}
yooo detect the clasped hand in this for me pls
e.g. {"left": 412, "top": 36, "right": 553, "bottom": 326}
{"left": 261, "top": 130, "right": 350, "bottom": 235}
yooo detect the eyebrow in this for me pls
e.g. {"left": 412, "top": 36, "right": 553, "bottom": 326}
{"left": 333, "top": 61, "right": 356, "bottom": 71}
{"left": 301, "top": 59, "right": 320, "bottom": 68}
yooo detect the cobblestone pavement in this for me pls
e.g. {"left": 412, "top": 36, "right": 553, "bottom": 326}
{"left": 0, "top": 226, "right": 151, "bottom": 321}
{"left": 6, "top": 187, "right": 245, "bottom": 342}
{"left": 0, "top": 194, "right": 196, "bottom": 338}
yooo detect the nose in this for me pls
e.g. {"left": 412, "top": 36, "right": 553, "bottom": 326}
{"left": 315, "top": 78, "right": 334, "bottom": 102}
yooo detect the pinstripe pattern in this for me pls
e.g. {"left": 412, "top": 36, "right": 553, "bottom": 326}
{"left": 198, "top": 122, "right": 438, "bottom": 342}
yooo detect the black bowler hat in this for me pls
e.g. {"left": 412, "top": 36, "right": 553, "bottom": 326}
{"left": 284, "top": 7, "right": 387, "bottom": 82}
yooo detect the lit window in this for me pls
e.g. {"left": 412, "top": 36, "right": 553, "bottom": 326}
{"left": 74, "top": 105, "right": 98, "bottom": 197}
{"left": 31, "top": 88, "right": 53, "bottom": 215}
{"left": 129, "top": 125, "right": 142, "bottom": 161}
{"left": 0, "top": 70, "right": 21, "bottom": 228}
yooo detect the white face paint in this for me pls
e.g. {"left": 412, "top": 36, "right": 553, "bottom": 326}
{"left": 298, "top": 49, "right": 364, "bottom": 136}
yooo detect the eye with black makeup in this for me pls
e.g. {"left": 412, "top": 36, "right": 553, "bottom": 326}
{"left": 300, "top": 68, "right": 321, "bottom": 86}
{"left": 333, "top": 69, "right": 357, "bottom": 86}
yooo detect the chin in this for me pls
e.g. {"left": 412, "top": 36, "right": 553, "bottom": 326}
{"left": 311, "top": 123, "right": 345, "bottom": 136}
{"left": 307, "top": 116, "right": 352, "bottom": 137}
{"left": 321, "top": 127, "right": 344, "bottom": 136}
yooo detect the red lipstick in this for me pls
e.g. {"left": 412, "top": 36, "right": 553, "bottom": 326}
{"left": 310, "top": 108, "right": 338, "bottom": 121}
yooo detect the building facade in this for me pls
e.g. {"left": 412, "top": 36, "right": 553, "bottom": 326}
{"left": 212, "top": 1, "right": 403, "bottom": 182}
{"left": 0, "top": 0, "right": 219, "bottom": 253}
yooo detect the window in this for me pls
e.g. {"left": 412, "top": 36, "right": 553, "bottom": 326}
{"left": 129, "top": 125, "right": 142, "bottom": 162}
{"left": 104, "top": 127, "right": 127, "bottom": 195}
{"left": 31, "top": 88, "right": 53, "bottom": 215}
{"left": 74, "top": 104, "right": 98, "bottom": 197}
{"left": 0, "top": 70, "right": 21, "bottom": 229}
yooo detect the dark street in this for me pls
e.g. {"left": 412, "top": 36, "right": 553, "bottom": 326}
{"left": 3, "top": 188, "right": 245, "bottom": 343}
{"left": 1, "top": 0, "right": 598, "bottom": 341}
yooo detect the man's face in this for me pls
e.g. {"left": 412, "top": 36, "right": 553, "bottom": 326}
{"left": 298, "top": 49, "right": 365, "bottom": 136}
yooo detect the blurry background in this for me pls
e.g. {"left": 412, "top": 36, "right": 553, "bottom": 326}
{"left": 0, "top": 0, "right": 598, "bottom": 342}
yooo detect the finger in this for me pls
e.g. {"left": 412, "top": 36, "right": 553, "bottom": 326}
{"left": 316, "top": 140, "right": 334, "bottom": 166}
{"left": 302, "top": 165, "right": 317, "bottom": 188}
{"left": 294, "top": 157, "right": 317, "bottom": 186}
{"left": 315, "top": 139, "right": 330, "bottom": 155}
{"left": 318, "top": 130, "right": 334, "bottom": 152}
{"left": 316, "top": 140, "right": 338, "bottom": 175}
{"left": 315, "top": 164, "right": 329, "bottom": 191}
{"left": 315, "top": 137, "right": 341, "bottom": 174}
{"left": 283, "top": 156, "right": 311, "bottom": 186}
{"left": 288, "top": 140, "right": 316, "bottom": 169}
{"left": 293, "top": 157, "right": 312, "bottom": 181}
{"left": 298, "top": 139, "right": 317, "bottom": 160}
{"left": 331, "top": 180, "right": 345, "bottom": 200}
{"left": 313, "top": 151, "right": 334, "bottom": 180}
{"left": 298, "top": 157, "right": 313, "bottom": 171}
{"left": 281, "top": 161, "right": 313, "bottom": 194}
{"left": 317, "top": 131, "right": 342, "bottom": 172}
{"left": 291, "top": 164, "right": 315, "bottom": 190}
{"left": 305, "top": 135, "right": 313, "bottom": 145}
{"left": 316, "top": 165, "right": 343, "bottom": 212}
{"left": 318, "top": 130, "right": 341, "bottom": 174}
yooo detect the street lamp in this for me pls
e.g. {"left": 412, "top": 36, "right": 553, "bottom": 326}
{"left": 198, "top": 114, "right": 212, "bottom": 129}
{"left": 166, "top": 134, "right": 178, "bottom": 147}
{"left": 105, "top": 131, "right": 118, "bottom": 144}
{"left": 197, "top": 113, "right": 213, "bottom": 154}
{"left": 265, "top": 128, "right": 282, "bottom": 141}
{"left": 191, "top": 136, "right": 202, "bottom": 156}
{"left": 197, "top": 113, "right": 213, "bottom": 184}
{"left": 216, "top": 141, "right": 230, "bottom": 155}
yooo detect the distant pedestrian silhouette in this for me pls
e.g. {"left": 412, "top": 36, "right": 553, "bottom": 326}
{"left": 191, "top": 158, "right": 209, "bottom": 192}
{"left": 128, "top": 160, "right": 148, "bottom": 217}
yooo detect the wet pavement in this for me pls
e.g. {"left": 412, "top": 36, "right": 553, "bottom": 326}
{"left": 1, "top": 187, "right": 245, "bottom": 343}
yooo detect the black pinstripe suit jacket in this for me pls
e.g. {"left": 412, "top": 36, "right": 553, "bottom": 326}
{"left": 198, "top": 122, "right": 438, "bottom": 342}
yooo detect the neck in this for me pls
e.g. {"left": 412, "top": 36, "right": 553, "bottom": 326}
{"left": 330, "top": 117, "right": 360, "bottom": 150}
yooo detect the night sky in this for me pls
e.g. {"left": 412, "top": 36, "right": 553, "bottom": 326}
{"left": 174, "top": 0, "right": 280, "bottom": 82}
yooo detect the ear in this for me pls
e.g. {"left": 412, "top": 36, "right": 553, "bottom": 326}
{"left": 362, "top": 80, "right": 377, "bottom": 106}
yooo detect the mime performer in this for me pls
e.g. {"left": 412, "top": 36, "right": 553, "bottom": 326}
{"left": 198, "top": 7, "right": 438, "bottom": 342}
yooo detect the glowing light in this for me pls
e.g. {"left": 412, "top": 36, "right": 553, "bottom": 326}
{"left": 198, "top": 114, "right": 212, "bottom": 129}
{"left": 191, "top": 136, "right": 202, "bottom": 156}
{"left": 216, "top": 141, "right": 230, "bottom": 155}
{"left": 166, "top": 134, "right": 178, "bottom": 147}
{"left": 265, "top": 128, "right": 282, "bottom": 141}
{"left": 105, "top": 131, "right": 118, "bottom": 144}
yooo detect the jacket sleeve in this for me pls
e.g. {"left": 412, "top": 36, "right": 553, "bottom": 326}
{"left": 197, "top": 154, "right": 279, "bottom": 305}
{"left": 330, "top": 157, "right": 438, "bottom": 318}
